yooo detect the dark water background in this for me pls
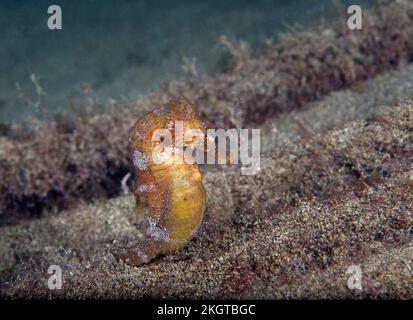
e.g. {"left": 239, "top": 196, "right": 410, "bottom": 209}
{"left": 0, "top": 0, "right": 372, "bottom": 123}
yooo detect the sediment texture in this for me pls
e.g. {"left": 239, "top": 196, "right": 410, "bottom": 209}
{"left": 0, "top": 102, "right": 412, "bottom": 298}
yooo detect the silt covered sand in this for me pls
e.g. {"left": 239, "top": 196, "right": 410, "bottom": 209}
{"left": 0, "top": 0, "right": 412, "bottom": 299}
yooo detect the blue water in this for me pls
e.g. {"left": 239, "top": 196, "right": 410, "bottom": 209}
{"left": 0, "top": 0, "right": 372, "bottom": 123}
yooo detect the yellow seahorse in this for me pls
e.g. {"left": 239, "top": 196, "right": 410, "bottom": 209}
{"left": 114, "top": 96, "right": 207, "bottom": 266}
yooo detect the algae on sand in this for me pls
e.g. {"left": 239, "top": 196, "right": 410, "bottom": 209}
{"left": 0, "top": 0, "right": 413, "bottom": 299}
{"left": 0, "top": 102, "right": 412, "bottom": 299}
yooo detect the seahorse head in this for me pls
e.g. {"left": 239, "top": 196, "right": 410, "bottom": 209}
{"left": 129, "top": 96, "right": 207, "bottom": 171}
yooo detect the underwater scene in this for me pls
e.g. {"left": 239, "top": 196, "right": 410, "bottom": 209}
{"left": 0, "top": 0, "right": 412, "bottom": 302}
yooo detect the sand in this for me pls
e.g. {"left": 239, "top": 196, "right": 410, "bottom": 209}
{"left": 0, "top": 0, "right": 412, "bottom": 299}
{"left": 0, "top": 98, "right": 412, "bottom": 298}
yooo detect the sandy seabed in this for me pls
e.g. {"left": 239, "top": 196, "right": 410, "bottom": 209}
{"left": 0, "top": 0, "right": 412, "bottom": 299}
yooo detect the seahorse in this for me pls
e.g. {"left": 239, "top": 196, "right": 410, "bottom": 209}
{"left": 114, "top": 96, "right": 207, "bottom": 266}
